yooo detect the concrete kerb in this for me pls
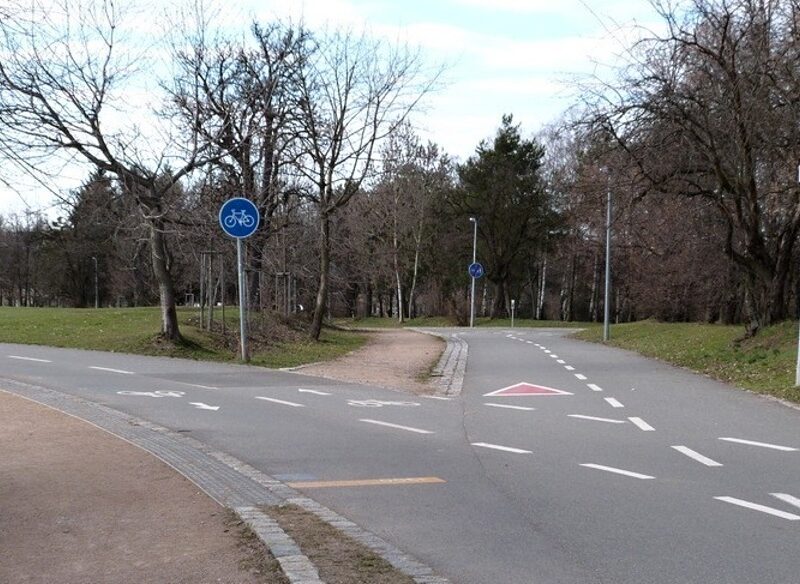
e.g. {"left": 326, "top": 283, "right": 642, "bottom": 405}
{"left": 408, "top": 328, "right": 468, "bottom": 397}
{"left": 0, "top": 378, "right": 451, "bottom": 584}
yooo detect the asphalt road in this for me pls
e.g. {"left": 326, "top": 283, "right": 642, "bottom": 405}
{"left": 2, "top": 328, "right": 799, "bottom": 584}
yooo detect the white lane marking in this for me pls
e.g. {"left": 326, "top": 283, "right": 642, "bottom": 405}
{"left": 718, "top": 437, "right": 798, "bottom": 452}
{"left": 471, "top": 442, "right": 532, "bottom": 454}
{"left": 628, "top": 417, "right": 655, "bottom": 431}
{"left": 671, "top": 445, "right": 723, "bottom": 467}
{"left": 423, "top": 395, "right": 452, "bottom": 401}
{"left": 89, "top": 366, "right": 134, "bottom": 375}
{"left": 170, "top": 380, "right": 219, "bottom": 390}
{"left": 771, "top": 493, "right": 800, "bottom": 510}
{"left": 8, "top": 355, "right": 52, "bottom": 363}
{"left": 574, "top": 373, "right": 587, "bottom": 380}
{"left": 604, "top": 397, "right": 625, "bottom": 408}
{"left": 587, "top": 383, "right": 603, "bottom": 392}
{"left": 298, "top": 388, "right": 332, "bottom": 395}
{"left": 543, "top": 350, "right": 552, "bottom": 354}
{"left": 549, "top": 354, "right": 559, "bottom": 359}
{"left": 360, "top": 419, "right": 434, "bottom": 434}
{"left": 556, "top": 359, "right": 566, "bottom": 364}
{"left": 255, "top": 396, "right": 305, "bottom": 408}
{"left": 565, "top": 365, "right": 575, "bottom": 371}
{"left": 568, "top": 414, "right": 627, "bottom": 424}
{"left": 714, "top": 497, "right": 800, "bottom": 521}
{"left": 506, "top": 334, "right": 514, "bottom": 338}
{"left": 190, "top": 402, "right": 220, "bottom": 411}
{"left": 580, "top": 464, "right": 654, "bottom": 480}
{"left": 526, "top": 341, "right": 534, "bottom": 344}
{"left": 484, "top": 403, "right": 535, "bottom": 411}
{"left": 118, "top": 390, "right": 184, "bottom": 398}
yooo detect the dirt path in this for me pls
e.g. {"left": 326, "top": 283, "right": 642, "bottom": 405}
{"left": 0, "top": 391, "right": 286, "bottom": 584}
{"left": 295, "top": 329, "right": 445, "bottom": 394}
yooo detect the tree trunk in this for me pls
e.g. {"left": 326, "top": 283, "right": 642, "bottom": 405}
{"left": 149, "top": 218, "right": 181, "bottom": 342}
{"left": 309, "top": 213, "right": 330, "bottom": 341}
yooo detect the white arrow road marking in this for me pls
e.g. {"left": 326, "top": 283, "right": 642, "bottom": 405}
{"left": 190, "top": 402, "right": 219, "bottom": 411}
{"left": 8, "top": 355, "right": 51, "bottom": 363}
{"left": 604, "top": 398, "right": 625, "bottom": 408}
{"left": 671, "top": 446, "right": 723, "bottom": 467}
{"left": 359, "top": 419, "right": 434, "bottom": 434}
{"left": 719, "top": 437, "right": 798, "bottom": 452}
{"left": 484, "top": 403, "right": 535, "bottom": 411}
{"left": 471, "top": 442, "right": 532, "bottom": 454}
{"left": 587, "top": 383, "right": 603, "bottom": 392}
{"left": 628, "top": 417, "right": 655, "bottom": 431}
{"left": 255, "top": 397, "right": 305, "bottom": 407}
{"left": 580, "top": 464, "right": 655, "bottom": 480}
{"left": 568, "top": 414, "right": 627, "bottom": 424}
{"left": 89, "top": 366, "right": 134, "bottom": 375}
{"left": 298, "top": 389, "right": 331, "bottom": 396}
{"left": 771, "top": 493, "right": 800, "bottom": 510}
{"left": 714, "top": 497, "right": 800, "bottom": 521}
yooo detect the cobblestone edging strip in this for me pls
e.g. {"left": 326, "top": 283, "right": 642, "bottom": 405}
{"left": 0, "top": 378, "right": 451, "bottom": 584}
{"left": 411, "top": 329, "right": 468, "bottom": 397}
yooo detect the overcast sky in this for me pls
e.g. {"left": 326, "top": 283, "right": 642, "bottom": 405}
{"left": 0, "top": 0, "right": 660, "bottom": 217}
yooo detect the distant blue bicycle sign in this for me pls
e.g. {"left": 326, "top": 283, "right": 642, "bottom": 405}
{"left": 468, "top": 262, "right": 485, "bottom": 279}
{"left": 219, "top": 198, "right": 259, "bottom": 238}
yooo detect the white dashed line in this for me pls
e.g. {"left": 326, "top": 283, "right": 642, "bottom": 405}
{"left": 718, "top": 437, "right": 797, "bottom": 452}
{"left": 360, "top": 419, "right": 434, "bottom": 434}
{"left": 170, "top": 381, "right": 219, "bottom": 390}
{"left": 89, "top": 366, "right": 134, "bottom": 375}
{"left": 549, "top": 355, "right": 559, "bottom": 359}
{"left": 671, "top": 445, "right": 723, "bottom": 467}
{"left": 255, "top": 397, "right": 305, "bottom": 407}
{"left": 556, "top": 359, "right": 565, "bottom": 364}
{"left": 587, "top": 383, "right": 603, "bottom": 392}
{"left": 423, "top": 395, "right": 452, "bottom": 401}
{"left": 604, "top": 397, "right": 624, "bottom": 408}
{"left": 574, "top": 374, "right": 587, "bottom": 380}
{"left": 543, "top": 350, "right": 552, "bottom": 354}
{"left": 484, "top": 403, "right": 535, "bottom": 411}
{"left": 471, "top": 442, "right": 532, "bottom": 454}
{"left": 714, "top": 497, "right": 800, "bottom": 521}
{"left": 568, "top": 414, "right": 626, "bottom": 424}
{"left": 298, "top": 389, "right": 332, "bottom": 396}
{"left": 8, "top": 355, "right": 51, "bottom": 363}
{"left": 771, "top": 493, "right": 800, "bottom": 510}
{"left": 628, "top": 417, "right": 655, "bottom": 431}
{"left": 565, "top": 366, "right": 575, "bottom": 371}
{"left": 580, "top": 464, "right": 654, "bottom": 480}
{"left": 526, "top": 341, "right": 534, "bottom": 344}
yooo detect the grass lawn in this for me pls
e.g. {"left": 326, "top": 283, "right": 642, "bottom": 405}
{"left": 0, "top": 306, "right": 366, "bottom": 369}
{"left": 575, "top": 319, "right": 800, "bottom": 404}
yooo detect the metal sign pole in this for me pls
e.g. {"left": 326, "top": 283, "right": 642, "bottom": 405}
{"left": 237, "top": 238, "right": 249, "bottom": 362}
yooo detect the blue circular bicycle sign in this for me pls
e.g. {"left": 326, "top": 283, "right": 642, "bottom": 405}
{"left": 468, "top": 262, "right": 485, "bottom": 279}
{"left": 219, "top": 198, "right": 259, "bottom": 238}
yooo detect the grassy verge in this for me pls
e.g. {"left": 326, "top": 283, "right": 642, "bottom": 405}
{"left": 0, "top": 307, "right": 366, "bottom": 369}
{"left": 575, "top": 319, "right": 800, "bottom": 404}
{"left": 336, "top": 315, "right": 595, "bottom": 329}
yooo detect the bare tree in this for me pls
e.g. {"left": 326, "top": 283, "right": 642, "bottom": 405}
{"left": 584, "top": 0, "right": 800, "bottom": 335}
{"left": 293, "top": 29, "right": 439, "bottom": 339}
{"left": 0, "top": 0, "right": 230, "bottom": 340}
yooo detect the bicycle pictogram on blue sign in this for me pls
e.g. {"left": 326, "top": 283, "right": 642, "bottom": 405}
{"left": 219, "top": 198, "right": 259, "bottom": 238}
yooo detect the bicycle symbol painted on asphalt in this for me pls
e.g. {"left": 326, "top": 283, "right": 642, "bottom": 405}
{"left": 117, "top": 390, "right": 185, "bottom": 398}
{"left": 223, "top": 209, "right": 255, "bottom": 229}
{"left": 347, "top": 399, "right": 420, "bottom": 408}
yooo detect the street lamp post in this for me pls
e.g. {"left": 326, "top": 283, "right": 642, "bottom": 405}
{"left": 469, "top": 217, "right": 477, "bottom": 328}
{"left": 91, "top": 256, "right": 99, "bottom": 309}
{"left": 603, "top": 188, "right": 612, "bottom": 342}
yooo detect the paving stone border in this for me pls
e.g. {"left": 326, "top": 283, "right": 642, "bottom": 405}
{"left": 410, "top": 328, "right": 468, "bottom": 397}
{"left": 0, "top": 377, "right": 451, "bottom": 584}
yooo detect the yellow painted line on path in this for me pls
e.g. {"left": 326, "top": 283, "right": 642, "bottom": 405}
{"left": 287, "top": 476, "right": 446, "bottom": 489}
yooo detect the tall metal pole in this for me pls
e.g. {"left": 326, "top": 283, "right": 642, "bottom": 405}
{"left": 470, "top": 217, "right": 477, "bottom": 328}
{"left": 92, "top": 256, "right": 98, "bottom": 309}
{"left": 603, "top": 189, "right": 612, "bottom": 342}
{"left": 237, "top": 238, "right": 249, "bottom": 362}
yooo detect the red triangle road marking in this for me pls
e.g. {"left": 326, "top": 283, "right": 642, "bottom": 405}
{"left": 483, "top": 382, "right": 573, "bottom": 397}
